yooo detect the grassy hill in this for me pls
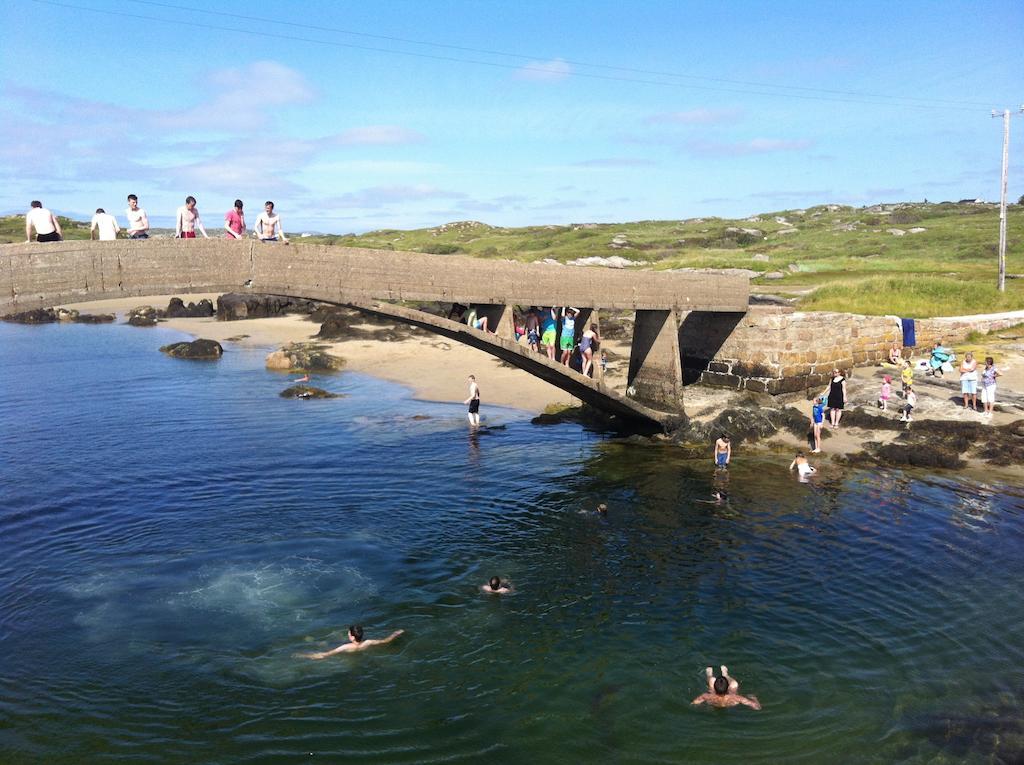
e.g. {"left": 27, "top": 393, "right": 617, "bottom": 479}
{"left": 4, "top": 201, "right": 1022, "bottom": 317}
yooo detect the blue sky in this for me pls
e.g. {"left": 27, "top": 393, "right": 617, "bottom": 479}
{"left": 2, "top": 0, "right": 1022, "bottom": 232}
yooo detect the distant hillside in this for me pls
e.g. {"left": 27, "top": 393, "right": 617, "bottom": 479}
{"left": 4, "top": 201, "right": 1021, "bottom": 317}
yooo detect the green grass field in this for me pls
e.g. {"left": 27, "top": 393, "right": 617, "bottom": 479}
{"left": 3, "top": 201, "right": 1021, "bottom": 317}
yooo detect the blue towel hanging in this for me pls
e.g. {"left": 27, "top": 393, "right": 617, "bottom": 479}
{"left": 901, "top": 318, "right": 916, "bottom": 347}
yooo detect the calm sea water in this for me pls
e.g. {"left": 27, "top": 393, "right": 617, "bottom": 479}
{"left": 1, "top": 320, "right": 1023, "bottom": 764}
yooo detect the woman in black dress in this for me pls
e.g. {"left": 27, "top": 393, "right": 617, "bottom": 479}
{"left": 826, "top": 368, "right": 847, "bottom": 428}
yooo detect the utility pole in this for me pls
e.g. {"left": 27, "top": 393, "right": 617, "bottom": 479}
{"left": 992, "top": 106, "right": 1024, "bottom": 292}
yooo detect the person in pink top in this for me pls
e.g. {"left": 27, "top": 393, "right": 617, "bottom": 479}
{"left": 175, "top": 196, "right": 209, "bottom": 239}
{"left": 224, "top": 199, "right": 245, "bottom": 239}
{"left": 878, "top": 375, "right": 892, "bottom": 411}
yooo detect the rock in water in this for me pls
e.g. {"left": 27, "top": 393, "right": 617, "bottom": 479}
{"left": 74, "top": 313, "right": 115, "bottom": 323}
{"left": 159, "top": 339, "right": 224, "bottom": 359}
{"left": 127, "top": 306, "right": 159, "bottom": 326}
{"left": 2, "top": 308, "right": 59, "bottom": 323}
{"left": 279, "top": 385, "right": 343, "bottom": 399}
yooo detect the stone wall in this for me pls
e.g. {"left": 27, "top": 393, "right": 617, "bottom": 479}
{"left": 682, "top": 306, "right": 1024, "bottom": 395}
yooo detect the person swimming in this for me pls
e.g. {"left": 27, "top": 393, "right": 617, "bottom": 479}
{"left": 482, "top": 576, "right": 513, "bottom": 595}
{"left": 692, "top": 665, "right": 761, "bottom": 710}
{"left": 790, "top": 452, "right": 817, "bottom": 479}
{"left": 300, "top": 624, "right": 404, "bottom": 658}
{"left": 597, "top": 503, "right": 608, "bottom": 515}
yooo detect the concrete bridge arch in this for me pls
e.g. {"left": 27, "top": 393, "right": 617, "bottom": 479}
{"left": 1, "top": 240, "right": 748, "bottom": 428}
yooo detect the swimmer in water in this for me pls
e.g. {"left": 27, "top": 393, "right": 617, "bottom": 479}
{"left": 597, "top": 503, "right": 608, "bottom": 515}
{"left": 712, "top": 490, "right": 728, "bottom": 503}
{"left": 300, "top": 625, "right": 404, "bottom": 658}
{"left": 692, "top": 665, "right": 761, "bottom": 710}
{"left": 789, "top": 452, "right": 817, "bottom": 480}
{"left": 481, "top": 576, "right": 513, "bottom": 595}
{"left": 293, "top": 373, "right": 310, "bottom": 383}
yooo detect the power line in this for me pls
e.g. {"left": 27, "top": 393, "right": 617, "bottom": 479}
{"left": 123, "top": 0, "right": 994, "bottom": 109}
{"left": 30, "top": 0, "right": 990, "bottom": 112}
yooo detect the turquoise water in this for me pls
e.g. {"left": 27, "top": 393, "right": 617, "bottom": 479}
{"left": 1, "top": 320, "right": 1023, "bottom": 764}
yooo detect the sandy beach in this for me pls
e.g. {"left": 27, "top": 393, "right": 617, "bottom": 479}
{"left": 59, "top": 294, "right": 1024, "bottom": 475}
{"left": 60, "top": 294, "right": 588, "bottom": 413}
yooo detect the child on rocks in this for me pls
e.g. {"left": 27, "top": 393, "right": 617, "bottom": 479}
{"left": 878, "top": 375, "right": 892, "bottom": 411}
{"left": 899, "top": 386, "right": 917, "bottom": 422}
{"left": 901, "top": 363, "right": 914, "bottom": 395}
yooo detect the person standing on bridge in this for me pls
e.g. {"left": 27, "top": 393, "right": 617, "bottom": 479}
{"left": 224, "top": 199, "right": 246, "bottom": 240}
{"left": 465, "top": 374, "right": 481, "bottom": 426}
{"left": 25, "top": 201, "right": 62, "bottom": 242}
{"left": 89, "top": 208, "right": 120, "bottom": 241}
{"left": 559, "top": 307, "right": 578, "bottom": 366}
{"left": 541, "top": 307, "right": 558, "bottom": 360}
{"left": 175, "top": 196, "right": 209, "bottom": 239}
{"left": 125, "top": 194, "right": 150, "bottom": 239}
{"left": 255, "top": 201, "right": 288, "bottom": 244}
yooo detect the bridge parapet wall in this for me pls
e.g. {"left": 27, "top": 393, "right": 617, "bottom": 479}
{"left": 1, "top": 240, "right": 748, "bottom": 314}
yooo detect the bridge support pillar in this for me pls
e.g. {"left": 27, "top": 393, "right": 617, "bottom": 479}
{"left": 627, "top": 309, "right": 683, "bottom": 410}
{"left": 475, "top": 303, "right": 515, "bottom": 339}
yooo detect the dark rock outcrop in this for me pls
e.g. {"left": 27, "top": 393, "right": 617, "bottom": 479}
{"left": 279, "top": 385, "right": 343, "bottom": 399}
{"left": 3, "top": 308, "right": 59, "bottom": 323}
{"left": 4, "top": 307, "right": 117, "bottom": 324}
{"left": 162, "top": 297, "right": 215, "bottom": 318}
{"left": 266, "top": 342, "right": 345, "bottom": 372}
{"left": 159, "top": 339, "right": 224, "bottom": 359}
{"left": 217, "top": 293, "right": 319, "bottom": 321}
{"left": 74, "top": 313, "right": 115, "bottom": 323}
{"left": 314, "top": 306, "right": 418, "bottom": 342}
{"left": 127, "top": 306, "right": 159, "bottom": 326}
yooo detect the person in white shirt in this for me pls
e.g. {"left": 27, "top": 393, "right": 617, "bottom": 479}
{"left": 175, "top": 196, "right": 208, "bottom": 239}
{"left": 125, "top": 194, "right": 150, "bottom": 239}
{"left": 254, "top": 200, "right": 288, "bottom": 243}
{"left": 90, "top": 208, "right": 121, "bottom": 241}
{"left": 25, "top": 201, "right": 62, "bottom": 242}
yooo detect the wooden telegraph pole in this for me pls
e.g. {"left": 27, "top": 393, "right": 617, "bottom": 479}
{"left": 993, "top": 106, "right": 1024, "bottom": 292}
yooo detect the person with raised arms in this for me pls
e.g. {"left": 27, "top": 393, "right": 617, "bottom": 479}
{"left": 300, "top": 625, "right": 404, "bottom": 658}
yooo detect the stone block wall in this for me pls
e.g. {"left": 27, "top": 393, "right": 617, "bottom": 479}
{"left": 683, "top": 306, "right": 1024, "bottom": 395}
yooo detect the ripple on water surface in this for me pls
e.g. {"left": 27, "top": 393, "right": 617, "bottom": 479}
{"left": 2, "top": 321, "right": 1024, "bottom": 764}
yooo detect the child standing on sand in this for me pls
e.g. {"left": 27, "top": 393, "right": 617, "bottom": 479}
{"left": 901, "top": 363, "right": 914, "bottom": 395}
{"left": 810, "top": 396, "right": 825, "bottom": 453}
{"left": 878, "top": 375, "right": 892, "bottom": 411}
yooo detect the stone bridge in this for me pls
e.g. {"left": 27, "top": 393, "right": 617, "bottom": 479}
{"left": 1, "top": 240, "right": 748, "bottom": 428}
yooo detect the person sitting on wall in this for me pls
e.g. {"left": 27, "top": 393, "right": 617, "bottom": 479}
{"left": 888, "top": 341, "right": 903, "bottom": 366}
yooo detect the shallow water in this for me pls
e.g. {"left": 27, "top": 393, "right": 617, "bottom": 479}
{"left": 1, "top": 321, "right": 1023, "bottom": 764}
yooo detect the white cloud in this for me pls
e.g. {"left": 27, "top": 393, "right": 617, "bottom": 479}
{"left": 514, "top": 58, "right": 572, "bottom": 81}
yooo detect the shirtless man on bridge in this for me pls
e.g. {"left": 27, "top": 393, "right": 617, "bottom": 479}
{"left": 255, "top": 201, "right": 288, "bottom": 244}
{"left": 691, "top": 665, "right": 761, "bottom": 710}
